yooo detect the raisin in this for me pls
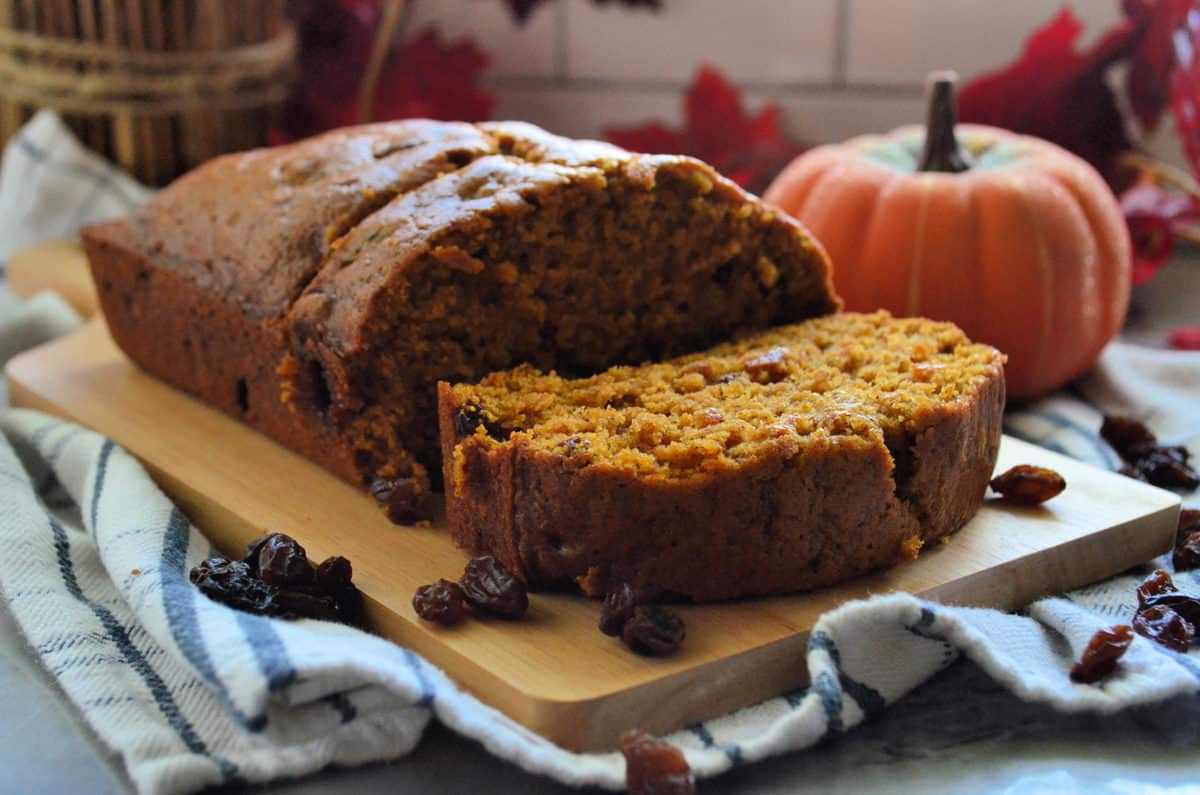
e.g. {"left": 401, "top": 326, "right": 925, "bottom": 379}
{"left": 622, "top": 605, "right": 685, "bottom": 657}
{"left": 191, "top": 544, "right": 361, "bottom": 626}
{"left": 1174, "top": 532, "right": 1200, "bottom": 571}
{"left": 715, "top": 373, "right": 743, "bottom": 384}
{"left": 315, "top": 556, "right": 363, "bottom": 625}
{"left": 1137, "top": 569, "right": 1178, "bottom": 606}
{"left": 1177, "top": 509, "right": 1200, "bottom": 545}
{"left": 620, "top": 730, "right": 695, "bottom": 795}
{"left": 256, "top": 533, "right": 314, "bottom": 587}
{"left": 560, "top": 436, "right": 591, "bottom": 458}
{"left": 242, "top": 534, "right": 273, "bottom": 575}
{"left": 1100, "top": 414, "right": 1157, "bottom": 459}
{"left": 453, "top": 402, "right": 506, "bottom": 440}
{"left": 742, "top": 346, "right": 791, "bottom": 383}
{"left": 1140, "top": 591, "right": 1200, "bottom": 626}
{"left": 1129, "top": 447, "right": 1200, "bottom": 490}
{"left": 1133, "top": 605, "right": 1195, "bottom": 652}
{"left": 1069, "top": 625, "right": 1134, "bottom": 684}
{"left": 315, "top": 556, "right": 353, "bottom": 592}
{"left": 190, "top": 557, "right": 278, "bottom": 614}
{"left": 600, "top": 582, "right": 638, "bottom": 637}
{"left": 370, "top": 477, "right": 431, "bottom": 524}
{"left": 275, "top": 586, "right": 340, "bottom": 622}
{"left": 989, "top": 464, "right": 1066, "bottom": 505}
{"left": 413, "top": 579, "right": 468, "bottom": 626}
{"left": 1103, "top": 416, "right": 1198, "bottom": 491}
{"left": 460, "top": 556, "right": 528, "bottom": 619}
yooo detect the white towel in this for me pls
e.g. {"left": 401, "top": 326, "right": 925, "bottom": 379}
{"left": 1, "top": 111, "right": 1197, "bottom": 795}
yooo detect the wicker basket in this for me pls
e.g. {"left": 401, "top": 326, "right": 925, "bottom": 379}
{"left": 0, "top": 1, "right": 296, "bottom": 186}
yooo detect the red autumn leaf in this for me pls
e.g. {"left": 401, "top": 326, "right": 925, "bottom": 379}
{"left": 370, "top": 28, "right": 493, "bottom": 123}
{"left": 1168, "top": 6, "right": 1200, "bottom": 177}
{"left": 275, "top": 2, "right": 493, "bottom": 143}
{"left": 606, "top": 66, "right": 804, "bottom": 195}
{"left": 1167, "top": 326, "right": 1200, "bottom": 349}
{"left": 959, "top": 8, "right": 1140, "bottom": 179}
{"left": 1124, "top": 0, "right": 1192, "bottom": 133}
{"left": 1119, "top": 182, "right": 1200, "bottom": 283}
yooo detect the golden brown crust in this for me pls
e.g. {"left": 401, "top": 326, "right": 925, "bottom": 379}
{"left": 439, "top": 314, "right": 1006, "bottom": 602}
{"left": 83, "top": 120, "right": 839, "bottom": 505}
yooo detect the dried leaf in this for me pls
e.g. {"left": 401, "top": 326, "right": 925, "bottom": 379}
{"left": 275, "top": 3, "right": 493, "bottom": 143}
{"left": 1124, "top": 0, "right": 1192, "bottom": 133}
{"left": 959, "top": 8, "right": 1140, "bottom": 178}
{"left": 1120, "top": 183, "right": 1200, "bottom": 283}
{"left": 1168, "top": 5, "right": 1200, "bottom": 177}
{"left": 606, "top": 66, "right": 804, "bottom": 194}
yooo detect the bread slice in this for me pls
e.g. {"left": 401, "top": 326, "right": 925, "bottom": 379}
{"left": 438, "top": 311, "right": 1005, "bottom": 601}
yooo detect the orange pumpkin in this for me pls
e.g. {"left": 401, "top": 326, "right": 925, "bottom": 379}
{"left": 764, "top": 74, "right": 1131, "bottom": 399}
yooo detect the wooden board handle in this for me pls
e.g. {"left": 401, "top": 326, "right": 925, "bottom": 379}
{"left": 7, "top": 238, "right": 98, "bottom": 318}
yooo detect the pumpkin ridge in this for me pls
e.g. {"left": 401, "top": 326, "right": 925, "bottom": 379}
{"left": 905, "top": 175, "right": 935, "bottom": 316}
{"left": 1008, "top": 173, "right": 1055, "bottom": 388}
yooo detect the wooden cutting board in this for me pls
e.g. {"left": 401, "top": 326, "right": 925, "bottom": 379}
{"left": 6, "top": 319, "right": 1183, "bottom": 752}
{"left": 4, "top": 241, "right": 1184, "bottom": 749}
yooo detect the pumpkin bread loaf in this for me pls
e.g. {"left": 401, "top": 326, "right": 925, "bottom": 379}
{"left": 82, "top": 120, "right": 838, "bottom": 518}
{"left": 439, "top": 311, "right": 1005, "bottom": 601}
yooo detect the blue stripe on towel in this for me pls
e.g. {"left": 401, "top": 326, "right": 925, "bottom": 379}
{"left": 49, "top": 517, "right": 239, "bottom": 782}
{"left": 812, "top": 671, "right": 843, "bottom": 734}
{"left": 403, "top": 648, "right": 436, "bottom": 706}
{"left": 88, "top": 440, "right": 113, "bottom": 531}
{"left": 235, "top": 611, "right": 296, "bottom": 694}
{"left": 159, "top": 506, "right": 263, "bottom": 729}
{"left": 1005, "top": 410, "right": 1119, "bottom": 469}
{"left": 688, "top": 722, "right": 743, "bottom": 765}
{"left": 809, "top": 631, "right": 887, "bottom": 717}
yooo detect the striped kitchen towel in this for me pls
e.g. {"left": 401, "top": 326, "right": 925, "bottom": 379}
{"left": 2, "top": 110, "right": 1200, "bottom": 795}
{"left": 2, "top": 404, "right": 1199, "bottom": 794}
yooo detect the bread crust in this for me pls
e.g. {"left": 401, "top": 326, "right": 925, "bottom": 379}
{"left": 439, "top": 324, "right": 1005, "bottom": 602}
{"left": 83, "top": 120, "right": 838, "bottom": 505}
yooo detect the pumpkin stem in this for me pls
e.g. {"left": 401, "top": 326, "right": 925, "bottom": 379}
{"left": 917, "top": 71, "right": 973, "bottom": 174}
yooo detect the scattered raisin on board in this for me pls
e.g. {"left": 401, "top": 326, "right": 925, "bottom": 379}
{"left": 620, "top": 730, "right": 695, "bottom": 795}
{"left": 413, "top": 579, "right": 468, "bottom": 626}
{"left": 1069, "top": 625, "right": 1134, "bottom": 684}
{"left": 1132, "top": 605, "right": 1194, "bottom": 652}
{"left": 599, "top": 582, "right": 638, "bottom": 637}
{"left": 190, "top": 558, "right": 277, "bottom": 615}
{"left": 188, "top": 533, "right": 362, "bottom": 626}
{"left": 988, "top": 464, "right": 1066, "bottom": 505}
{"left": 256, "top": 533, "right": 314, "bottom": 587}
{"left": 460, "top": 556, "right": 528, "bottom": 620}
{"left": 1101, "top": 414, "right": 1199, "bottom": 490}
{"left": 369, "top": 476, "right": 431, "bottom": 524}
{"left": 622, "top": 605, "right": 686, "bottom": 657}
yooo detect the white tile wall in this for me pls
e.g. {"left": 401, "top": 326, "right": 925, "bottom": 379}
{"left": 845, "top": 0, "right": 1123, "bottom": 86}
{"left": 494, "top": 87, "right": 682, "bottom": 140}
{"left": 408, "top": 0, "right": 558, "bottom": 78}
{"left": 413, "top": 0, "right": 1184, "bottom": 167}
{"left": 564, "top": 0, "right": 838, "bottom": 84}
